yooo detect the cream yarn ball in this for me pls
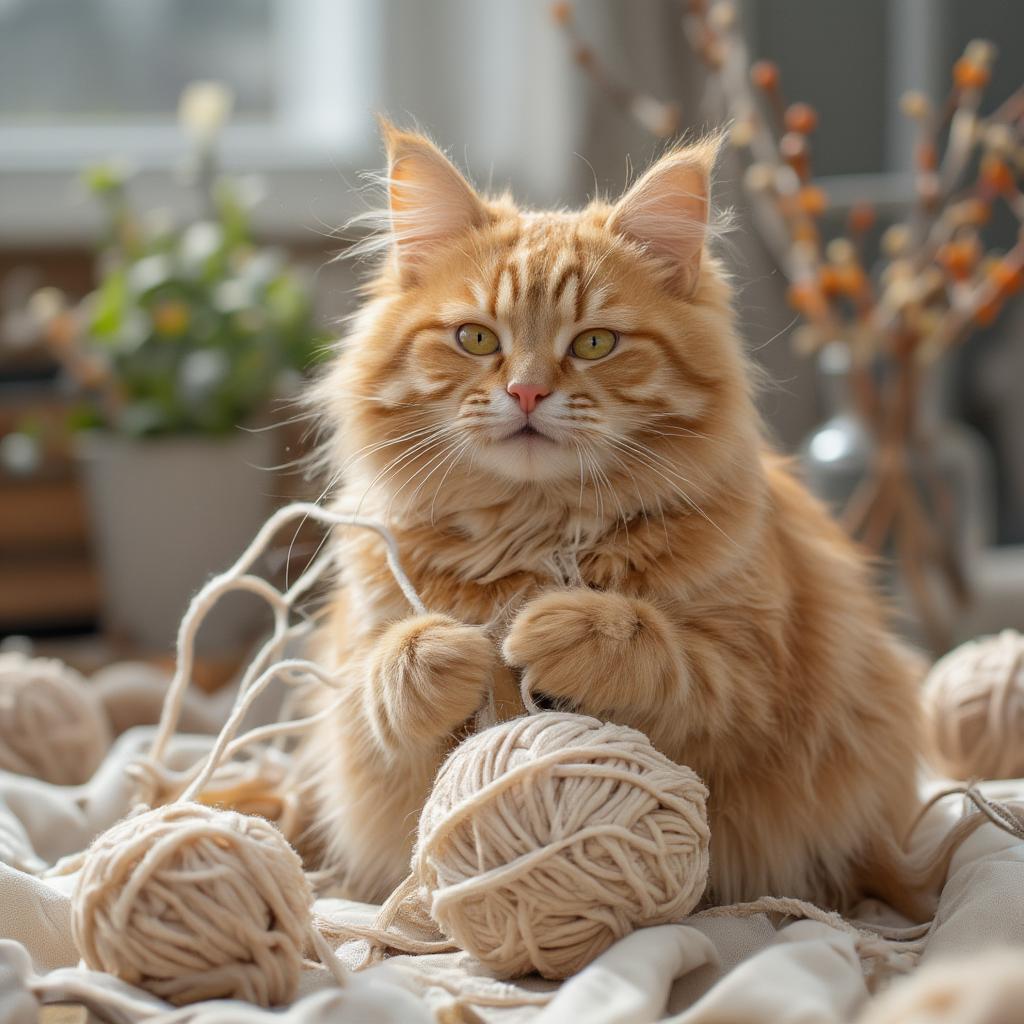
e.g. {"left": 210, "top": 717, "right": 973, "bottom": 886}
{"left": 924, "top": 629, "right": 1024, "bottom": 780}
{"left": 0, "top": 652, "right": 111, "bottom": 784}
{"left": 72, "top": 802, "right": 313, "bottom": 1007}
{"left": 414, "top": 712, "right": 711, "bottom": 980}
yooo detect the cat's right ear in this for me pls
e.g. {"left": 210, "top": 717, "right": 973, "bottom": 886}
{"left": 380, "top": 119, "right": 487, "bottom": 278}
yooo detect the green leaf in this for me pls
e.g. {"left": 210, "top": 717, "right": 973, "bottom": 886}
{"left": 88, "top": 269, "right": 128, "bottom": 340}
{"left": 82, "top": 162, "right": 127, "bottom": 196}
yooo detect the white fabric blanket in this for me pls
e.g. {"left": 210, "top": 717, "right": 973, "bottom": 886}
{"left": 2, "top": 669, "right": 1024, "bottom": 1024}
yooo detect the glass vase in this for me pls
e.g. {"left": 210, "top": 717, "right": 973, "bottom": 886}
{"left": 798, "top": 343, "right": 996, "bottom": 651}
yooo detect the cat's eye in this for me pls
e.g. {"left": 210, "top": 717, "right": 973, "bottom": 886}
{"left": 457, "top": 323, "right": 500, "bottom": 356}
{"left": 570, "top": 328, "right": 617, "bottom": 360}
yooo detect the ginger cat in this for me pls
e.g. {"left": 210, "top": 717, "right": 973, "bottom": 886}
{"left": 296, "top": 123, "right": 926, "bottom": 915}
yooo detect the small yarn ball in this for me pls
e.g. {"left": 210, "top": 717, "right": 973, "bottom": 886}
{"left": 72, "top": 802, "right": 313, "bottom": 1007}
{"left": 857, "top": 947, "right": 1024, "bottom": 1024}
{"left": 414, "top": 712, "right": 710, "bottom": 980}
{"left": 0, "top": 651, "right": 111, "bottom": 784}
{"left": 924, "top": 629, "right": 1024, "bottom": 780}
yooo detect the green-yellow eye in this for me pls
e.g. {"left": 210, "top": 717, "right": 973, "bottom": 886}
{"left": 457, "top": 323, "right": 500, "bottom": 355}
{"left": 571, "top": 328, "right": 617, "bottom": 360}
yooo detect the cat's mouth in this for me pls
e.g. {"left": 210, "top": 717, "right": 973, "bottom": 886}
{"left": 506, "top": 423, "right": 554, "bottom": 442}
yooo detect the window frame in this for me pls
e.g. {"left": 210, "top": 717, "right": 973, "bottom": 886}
{"left": 0, "top": 0, "right": 381, "bottom": 246}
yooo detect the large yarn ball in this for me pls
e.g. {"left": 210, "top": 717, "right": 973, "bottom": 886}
{"left": 0, "top": 652, "right": 111, "bottom": 784}
{"left": 414, "top": 712, "right": 710, "bottom": 980}
{"left": 924, "top": 629, "right": 1024, "bottom": 780}
{"left": 72, "top": 802, "right": 313, "bottom": 1007}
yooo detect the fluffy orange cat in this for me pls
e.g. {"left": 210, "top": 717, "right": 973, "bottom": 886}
{"left": 296, "top": 122, "right": 927, "bottom": 915}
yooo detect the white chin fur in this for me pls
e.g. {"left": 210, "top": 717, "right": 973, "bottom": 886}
{"left": 474, "top": 435, "right": 580, "bottom": 483}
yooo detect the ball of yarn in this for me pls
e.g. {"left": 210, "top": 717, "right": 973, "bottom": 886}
{"left": 72, "top": 802, "right": 313, "bottom": 1006}
{"left": 924, "top": 629, "right": 1024, "bottom": 780}
{"left": 0, "top": 652, "right": 111, "bottom": 784}
{"left": 414, "top": 712, "right": 710, "bottom": 980}
{"left": 857, "top": 947, "right": 1024, "bottom": 1024}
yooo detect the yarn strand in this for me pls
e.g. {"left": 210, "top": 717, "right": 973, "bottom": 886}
{"left": 69, "top": 503, "right": 430, "bottom": 1004}
{"left": 149, "top": 502, "right": 425, "bottom": 767}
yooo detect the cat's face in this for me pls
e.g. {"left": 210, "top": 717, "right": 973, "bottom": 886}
{"left": 323, "top": 124, "right": 756, "bottom": 521}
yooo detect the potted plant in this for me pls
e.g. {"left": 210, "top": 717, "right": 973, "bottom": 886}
{"left": 32, "top": 83, "right": 326, "bottom": 653}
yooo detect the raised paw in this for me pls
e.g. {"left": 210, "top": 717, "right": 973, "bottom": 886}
{"left": 364, "top": 613, "right": 496, "bottom": 749}
{"left": 501, "top": 589, "right": 682, "bottom": 716}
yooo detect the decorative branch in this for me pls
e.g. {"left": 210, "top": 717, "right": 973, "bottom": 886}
{"left": 554, "top": 0, "right": 1024, "bottom": 652}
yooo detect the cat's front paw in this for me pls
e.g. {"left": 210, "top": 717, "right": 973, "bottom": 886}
{"left": 502, "top": 589, "right": 681, "bottom": 715}
{"left": 364, "top": 613, "right": 495, "bottom": 749}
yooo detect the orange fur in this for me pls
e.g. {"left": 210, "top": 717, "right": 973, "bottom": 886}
{"left": 295, "top": 124, "right": 927, "bottom": 913}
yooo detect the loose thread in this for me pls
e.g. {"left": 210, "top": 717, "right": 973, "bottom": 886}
{"left": 125, "top": 502, "right": 430, "bottom": 986}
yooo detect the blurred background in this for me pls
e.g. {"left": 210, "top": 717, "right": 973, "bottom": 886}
{"left": 1, "top": 0, "right": 1022, "bottom": 675}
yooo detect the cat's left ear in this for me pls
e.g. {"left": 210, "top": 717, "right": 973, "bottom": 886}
{"left": 608, "top": 133, "right": 723, "bottom": 296}
{"left": 380, "top": 119, "right": 488, "bottom": 279}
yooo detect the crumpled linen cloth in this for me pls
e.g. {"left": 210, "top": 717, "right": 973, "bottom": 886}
{"left": 2, "top": 667, "right": 1023, "bottom": 1023}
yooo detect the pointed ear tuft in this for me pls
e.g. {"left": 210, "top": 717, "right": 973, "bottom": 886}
{"left": 607, "top": 132, "right": 724, "bottom": 296}
{"left": 380, "top": 120, "right": 487, "bottom": 277}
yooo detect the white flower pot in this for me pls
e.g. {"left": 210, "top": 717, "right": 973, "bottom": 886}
{"left": 76, "top": 430, "right": 278, "bottom": 654}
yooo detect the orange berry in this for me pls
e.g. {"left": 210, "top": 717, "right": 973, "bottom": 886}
{"left": 938, "top": 238, "right": 981, "bottom": 281}
{"left": 550, "top": 1, "right": 572, "bottom": 25}
{"left": 975, "top": 296, "right": 1003, "bottom": 326}
{"left": 990, "top": 260, "right": 1024, "bottom": 294}
{"left": 916, "top": 141, "right": 938, "bottom": 172}
{"left": 797, "top": 185, "right": 828, "bottom": 216}
{"left": 981, "top": 154, "right": 1015, "bottom": 194}
{"left": 953, "top": 58, "right": 990, "bottom": 90}
{"left": 819, "top": 266, "right": 843, "bottom": 297}
{"left": 957, "top": 198, "right": 992, "bottom": 226}
{"left": 750, "top": 60, "right": 780, "bottom": 91}
{"left": 836, "top": 264, "right": 869, "bottom": 298}
{"left": 791, "top": 220, "right": 820, "bottom": 244}
{"left": 573, "top": 44, "right": 594, "bottom": 68}
{"left": 787, "top": 281, "right": 827, "bottom": 317}
{"left": 847, "top": 203, "right": 876, "bottom": 234}
{"left": 779, "top": 131, "right": 810, "bottom": 179}
{"left": 784, "top": 102, "right": 818, "bottom": 135}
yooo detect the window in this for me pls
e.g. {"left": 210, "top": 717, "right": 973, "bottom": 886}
{"left": 0, "top": 0, "right": 275, "bottom": 122}
{"left": 0, "top": 0, "right": 585, "bottom": 243}
{"left": 0, "top": 0, "right": 379, "bottom": 168}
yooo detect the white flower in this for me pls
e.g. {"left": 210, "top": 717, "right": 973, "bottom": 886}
{"left": 629, "top": 96, "right": 680, "bottom": 139}
{"left": 178, "top": 81, "right": 234, "bottom": 146}
{"left": 179, "top": 221, "right": 224, "bottom": 269}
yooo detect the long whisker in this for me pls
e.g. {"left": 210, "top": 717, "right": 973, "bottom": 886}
{"left": 395, "top": 436, "right": 467, "bottom": 516}
{"left": 604, "top": 447, "right": 652, "bottom": 528}
{"left": 288, "top": 427, "right": 446, "bottom": 583}
{"left": 354, "top": 429, "right": 455, "bottom": 516}
{"left": 642, "top": 426, "right": 714, "bottom": 441}
{"left": 585, "top": 442, "right": 630, "bottom": 544}
{"left": 579, "top": 444, "right": 606, "bottom": 526}
{"left": 608, "top": 436, "right": 735, "bottom": 543}
{"left": 343, "top": 392, "right": 441, "bottom": 410}
{"left": 429, "top": 437, "right": 475, "bottom": 525}
{"left": 572, "top": 441, "right": 586, "bottom": 518}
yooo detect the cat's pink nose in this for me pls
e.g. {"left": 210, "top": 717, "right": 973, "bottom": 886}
{"left": 507, "top": 383, "right": 550, "bottom": 414}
